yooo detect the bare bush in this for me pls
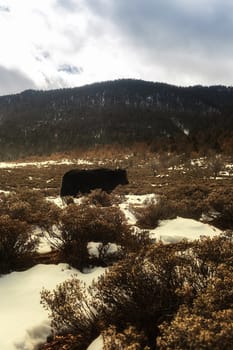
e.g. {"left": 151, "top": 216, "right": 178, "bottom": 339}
{"left": 41, "top": 244, "right": 187, "bottom": 349}
{"left": 49, "top": 204, "right": 132, "bottom": 269}
{"left": 161, "top": 184, "right": 211, "bottom": 220}
{"left": 92, "top": 244, "right": 194, "bottom": 348}
{"left": 82, "top": 189, "right": 115, "bottom": 207}
{"left": 158, "top": 306, "right": 233, "bottom": 350}
{"left": 103, "top": 325, "right": 148, "bottom": 350}
{"left": 206, "top": 153, "right": 225, "bottom": 179}
{"left": 132, "top": 186, "right": 211, "bottom": 229}
{"left": 41, "top": 277, "right": 99, "bottom": 347}
{"left": 206, "top": 188, "right": 233, "bottom": 230}
{"left": 0, "top": 215, "right": 39, "bottom": 274}
{"left": 133, "top": 197, "right": 176, "bottom": 229}
{"left": 0, "top": 190, "right": 61, "bottom": 230}
{"left": 192, "top": 231, "right": 233, "bottom": 268}
{"left": 37, "top": 333, "right": 84, "bottom": 350}
{"left": 157, "top": 264, "right": 233, "bottom": 350}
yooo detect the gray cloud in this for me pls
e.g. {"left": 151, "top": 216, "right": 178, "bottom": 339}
{"left": 0, "top": 5, "right": 10, "bottom": 12}
{"left": 55, "top": 0, "right": 78, "bottom": 11}
{"left": 35, "top": 49, "right": 51, "bottom": 62}
{"left": 0, "top": 66, "right": 36, "bottom": 96}
{"left": 2, "top": 0, "right": 233, "bottom": 92}
{"left": 85, "top": 0, "right": 233, "bottom": 84}
{"left": 58, "top": 64, "right": 83, "bottom": 74}
{"left": 85, "top": 0, "right": 233, "bottom": 50}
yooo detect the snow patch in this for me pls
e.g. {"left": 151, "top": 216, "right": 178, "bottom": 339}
{"left": 0, "top": 264, "right": 105, "bottom": 350}
{"left": 0, "top": 159, "right": 93, "bottom": 169}
{"left": 87, "top": 335, "right": 104, "bottom": 350}
{"left": 150, "top": 217, "right": 221, "bottom": 244}
{"left": 119, "top": 193, "right": 157, "bottom": 225}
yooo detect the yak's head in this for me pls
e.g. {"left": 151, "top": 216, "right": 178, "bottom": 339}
{"left": 116, "top": 168, "right": 129, "bottom": 185}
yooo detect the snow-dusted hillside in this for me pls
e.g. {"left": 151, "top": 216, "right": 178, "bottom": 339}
{"left": 0, "top": 79, "right": 232, "bottom": 160}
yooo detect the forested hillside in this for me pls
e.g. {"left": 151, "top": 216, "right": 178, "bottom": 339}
{"left": 0, "top": 79, "right": 232, "bottom": 160}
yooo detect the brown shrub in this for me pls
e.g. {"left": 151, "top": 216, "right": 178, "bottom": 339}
{"left": 102, "top": 325, "right": 149, "bottom": 350}
{"left": 37, "top": 333, "right": 85, "bottom": 350}
{"left": 41, "top": 277, "right": 99, "bottom": 347}
{"left": 40, "top": 242, "right": 191, "bottom": 348}
{"left": 157, "top": 264, "right": 233, "bottom": 350}
{"left": 133, "top": 189, "right": 211, "bottom": 230}
{"left": 157, "top": 184, "right": 233, "bottom": 228}
{"left": 82, "top": 189, "right": 116, "bottom": 207}
{"left": 133, "top": 197, "right": 176, "bottom": 229}
{"left": 157, "top": 306, "right": 233, "bottom": 350}
{"left": 166, "top": 184, "right": 210, "bottom": 202}
{"left": 206, "top": 188, "right": 233, "bottom": 229}
{"left": 40, "top": 233, "right": 233, "bottom": 350}
{"left": 0, "top": 190, "right": 60, "bottom": 230}
{"left": 191, "top": 231, "right": 233, "bottom": 269}
{"left": 93, "top": 244, "right": 193, "bottom": 348}
{"left": 206, "top": 154, "right": 225, "bottom": 178}
{"left": 49, "top": 204, "right": 132, "bottom": 269}
{"left": 0, "top": 215, "right": 38, "bottom": 273}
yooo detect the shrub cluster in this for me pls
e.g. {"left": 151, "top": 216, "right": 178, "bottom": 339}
{"left": 134, "top": 184, "right": 233, "bottom": 230}
{"left": 81, "top": 189, "right": 117, "bottom": 207}
{"left": 157, "top": 264, "right": 233, "bottom": 349}
{"left": 0, "top": 190, "right": 61, "bottom": 273}
{"left": 207, "top": 188, "right": 233, "bottom": 229}
{"left": 133, "top": 194, "right": 204, "bottom": 229}
{"left": 48, "top": 203, "right": 139, "bottom": 270}
{"left": 41, "top": 277, "right": 99, "bottom": 347}
{"left": 102, "top": 325, "right": 148, "bottom": 350}
{"left": 0, "top": 215, "right": 38, "bottom": 274}
{"left": 40, "top": 232, "right": 233, "bottom": 350}
{"left": 132, "top": 197, "right": 175, "bottom": 229}
{"left": 0, "top": 190, "right": 60, "bottom": 230}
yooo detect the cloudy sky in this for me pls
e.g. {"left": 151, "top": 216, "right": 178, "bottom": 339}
{"left": 0, "top": 0, "right": 233, "bottom": 95}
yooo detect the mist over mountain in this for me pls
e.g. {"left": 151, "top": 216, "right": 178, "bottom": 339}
{"left": 0, "top": 79, "right": 232, "bottom": 160}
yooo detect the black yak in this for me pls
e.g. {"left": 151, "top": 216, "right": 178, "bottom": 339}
{"left": 60, "top": 168, "right": 128, "bottom": 197}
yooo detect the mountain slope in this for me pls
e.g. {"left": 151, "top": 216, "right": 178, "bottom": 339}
{"left": 0, "top": 79, "right": 232, "bottom": 159}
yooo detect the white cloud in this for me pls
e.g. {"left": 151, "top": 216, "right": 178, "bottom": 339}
{"left": 0, "top": 0, "right": 233, "bottom": 95}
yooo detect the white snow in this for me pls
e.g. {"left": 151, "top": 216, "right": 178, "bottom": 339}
{"left": 124, "top": 194, "right": 157, "bottom": 205}
{"left": 46, "top": 195, "right": 84, "bottom": 208}
{"left": 46, "top": 195, "right": 66, "bottom": 208}
{"left": 0, "top": 264, "right": 105, "bottom": 350}
{"left": 0, "top": 159, "right": 93, "bottom": 169}
{"left": 88, "top": 242, "right": 118, "bottom": 258}
{"left": 33, "top": 227, "right": 51, "bottom": 254}
{"left": 171, "top": 117, "right": 189, "bottom": 136}
{"left": 119, "top": 194, "right": 157, "bottom": 225}
{"left": 150, "top": 216, "right": 221, "bottom": 244}
{"left": 0, "top": 189, "right": 11, "bottom": 194}
{"left": 87, "top": 335, "right": 104, "bottom": 350}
